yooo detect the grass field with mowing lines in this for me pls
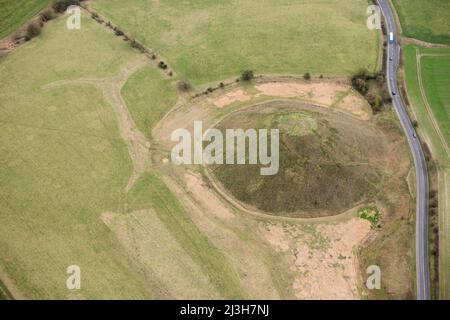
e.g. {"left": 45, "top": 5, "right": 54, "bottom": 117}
{"left": 0, "top": 0, "right": 51, "bottom": 39}
{"left": 392, "top": 0, "right": 450, "bottom": 44}
{"left": 403, "top": 46, "right": 450, "bottom": 151}
{"left": 421, "top": 53, "right": 450, "bottom": 144}
{"left": 122, "top": 65, "right": 178, "bottom": 140}
{"left": 90, "top": 0, "right": 380, "bottom": 85}
{"left": 403, "top": 45, "right": 450, "bottom": 299}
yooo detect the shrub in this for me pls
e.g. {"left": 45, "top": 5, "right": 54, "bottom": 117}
{"left": 412, "top": 120, "right": 419, "bottom": 128}
{"left": 25, "top": 23, "right": 42, "bottom": 41}
{"left": 241, "top": 70, "right": 254, "bottom": 81}
{"left": 352, "top": 78, "right": 368, "bottom": 95}
{"left": 41, "top": 9, "right": 55, "bottom": 22}
{"left": 319, "top": 74, "right": 324, "bottom": 79}
{"left": 115, "top": 29, "right": 124, "bottom": 36}
{"left": 430, "top": 198, "right": 438, "bottom": 208}
{"left": 375, "top": 72, "right": 385, "bottom": 84}
{"left": 219, "top": 82, "right": 225, "bottom": 88}
{"left": 130, "top": 39, "right": 145, "bottom": 51}
{"left": 91, "top": 12, "right": 99, "bottom": 19}
{"left": 52, "top": 0, "right": 80, "bottom": 13}
{"left": 168, "top": 71, "right": 173, "bottom": 77}
{"left": 150, "top": 54, "right": 156, "bottom": 60}
{"left": 366, "top": 92, "right": 383, "bottom": 112}
{"left": 158, "top": 61, "right": 167, "bottom": 69}
{"left": 381, "top": 84, "right": 392, "bottom": 103}
{"left": 303, "top": 72, "right": 311, "bottom": 80}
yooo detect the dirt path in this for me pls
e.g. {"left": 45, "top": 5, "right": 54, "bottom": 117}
{"left": 42, "top": 56, "right": 151, "bottom": 193}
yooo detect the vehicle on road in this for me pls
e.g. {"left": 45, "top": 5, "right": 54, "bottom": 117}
{"left": 389, "top": 32, "right": 395, "bottom": 43}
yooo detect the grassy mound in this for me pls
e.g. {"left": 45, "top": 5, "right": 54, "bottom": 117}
{"left": 210, "top": 101, "right": 387, "bottom": 218}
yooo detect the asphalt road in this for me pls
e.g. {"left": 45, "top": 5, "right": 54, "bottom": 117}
{"left": 377, "top": 0, "right": 430, "bottom": 300}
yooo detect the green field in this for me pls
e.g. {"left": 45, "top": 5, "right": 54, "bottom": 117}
{"left": 0, "top": 0, "right": 408, "bottom": 300}
{"left": 392, "top": 0, "right": 450, "bottom": 44}
{"left": 403, "top": 46, "right": 450, "bottom": 151}
{"left": 90, "top": 0, "right": 380, "bottom": 85}
{"left": 0, "top": 0, "right": 51, "bottom": 39}
{"left": 421, "top": 54, "right": 450, "bottom": 143}
{"left": 0, "top": 14, "right": 153, "bottom": 299}
{"left": 403, "top": 45, "right": 450, "bottom": 299}
{"left": 0, "top": 12, "right": 262, "bottom": 299}
{"left": 122, "top": 65, "right": 177, "bottom": 140}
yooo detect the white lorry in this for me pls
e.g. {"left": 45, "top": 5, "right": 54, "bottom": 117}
{"left": 389, "top": 32, "right": 395, "bottom": 43}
